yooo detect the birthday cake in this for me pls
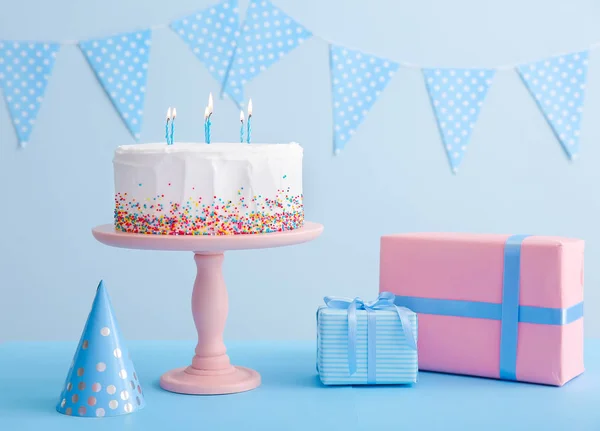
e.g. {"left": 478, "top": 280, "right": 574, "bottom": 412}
{"left": 113, "top": 143, "right": 304, "bottom": 235}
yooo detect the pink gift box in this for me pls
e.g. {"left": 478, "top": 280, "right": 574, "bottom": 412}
{"left": 379, "top": 233, "right": 584, "bottom": 386}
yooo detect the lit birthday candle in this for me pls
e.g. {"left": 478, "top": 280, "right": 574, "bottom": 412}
{"left": 204, "top": 107, "right": 210, "bottom": 144}
{"left": 246, "top": 99, "right": 252, "bottom": 144}
{"left": 165, "top": 107, "right": 171, "bottom": 145}
{"left": 240, "top": 110, "right": 245, "bottom": 143}
{"left": 170, "top": 107, "right": 176, "bottom": 145}
{"left": 208, "top": 92, "right": 214, "bottom": 115}
{"left": 207, "top": 93, "right": 213, "bottom": 144}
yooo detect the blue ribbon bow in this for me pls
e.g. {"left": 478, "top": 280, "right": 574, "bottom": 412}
{"left": 323, "top": 292, "right": 417, "bottom": 383}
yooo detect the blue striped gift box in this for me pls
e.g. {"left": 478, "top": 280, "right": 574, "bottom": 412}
{"left": 317, "top": 307, "right": 418, "bottom": 385}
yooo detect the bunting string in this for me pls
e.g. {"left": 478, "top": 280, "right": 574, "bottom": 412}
{"left": 0, "top": 0, "right": 599, "bottom": 174}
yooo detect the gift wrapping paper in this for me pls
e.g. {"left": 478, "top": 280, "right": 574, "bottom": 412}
{"left": 317, "top": 307, "right": 418, "bottom": 385}
{"left": 380, "top": 233, "right": 584, "bottom": 386}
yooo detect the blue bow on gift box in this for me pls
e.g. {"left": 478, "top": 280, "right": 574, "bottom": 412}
{"left": 323, "top": 292, "right": 417, "bottom": 382}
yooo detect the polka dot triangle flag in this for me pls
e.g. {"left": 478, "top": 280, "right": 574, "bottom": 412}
{"left": 516, "top": 51, "right": 589, "bottom": 160}
{"left": 79, "top": 30, "right": 152, "bottom": 141}
{"left": 222, "top": 0, "right": 312, "bottom": 106}
{"left": 171, "top": 0, "right": 240, "bottom": 88}
{"left": 423, "top": 68, "right": 495, "bottom": 173}
{"left": 0, "top": 41, "right": 60, "bottom": 147}
{"left": 330, "top": 45, "right": 399, "bottom": 154}
{"left": 56, "top": 281, "right": 145, "bottom": 418}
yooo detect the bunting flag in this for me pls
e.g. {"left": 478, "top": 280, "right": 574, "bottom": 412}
{"left": 330, "top": 45, "right": 398, "bottom": 154}
{"left": 0, "top": 7, "right": 596, "bottom": 170}
{"left": 423, "top": 68, "right": 495, "bottom": 173}
{"left": 0, "top": 41, "right": 60, "bottom": 146}
{"left": 171, "top": 0, "right": 240, "bottom": 88}
{"left": 79, "top": 30, "right": 152, "bottom": 140}
{"left": 221, "top": 0, "right": 312, "bottom": 106}
{"left": 517, "top": 51, "right": 589, "bottom": 160}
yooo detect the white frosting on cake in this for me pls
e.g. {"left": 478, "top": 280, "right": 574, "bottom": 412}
{"left": 113, "top": 143, "right": 304, "bottom": 235}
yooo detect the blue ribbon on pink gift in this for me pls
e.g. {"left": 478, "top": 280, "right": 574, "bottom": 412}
{"left": 393, "top": 234, "right": 585, "bottom": 381}
{"left": 323, "top": 292, "right": 417, "bottom": 383}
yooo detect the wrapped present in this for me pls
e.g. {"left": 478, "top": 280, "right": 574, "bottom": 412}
{"left": 380, "top": 233, "right": 584, "bottom": 386}
{"left": 316, "top": 292, "right": 418, "bottom": 385}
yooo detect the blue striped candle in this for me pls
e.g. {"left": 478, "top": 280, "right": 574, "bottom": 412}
{"left": 165, "top": 107, "right": 171, "bottom": 145}
{"left": 246, "top": 116, "right": 251, "bottom": 144}
{"left": 170, "top": 107, "right": 176, "bottom": 145}
{"left": 204, "top": 107, "right": 209, "bottom": 143}
{"left": 207, "top": 93, "right": 213, "bottom": 144}
{"left": 246, "top": 99, "right": 252, "bottom": 144}
{"left": 240, "top": 110, "right": 245, "bottom": 143}
{"left": 207, "top": 116, "right": 211, "bottom": 144}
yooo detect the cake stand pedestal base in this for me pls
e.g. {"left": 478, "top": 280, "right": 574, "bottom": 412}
{"left": 92, "top": 222, "right": 323, "bottom": 395}
{"left": 160, "top": 366, "right": 260, "bottom": 395}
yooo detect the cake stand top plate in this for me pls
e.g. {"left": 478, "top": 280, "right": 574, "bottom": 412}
{"left": 92, "top": 222, "right": 324, "bottom": 252}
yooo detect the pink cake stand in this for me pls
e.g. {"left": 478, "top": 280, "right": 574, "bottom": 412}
{"left": 92, "top": 222, "right": 323, "bottom": 395}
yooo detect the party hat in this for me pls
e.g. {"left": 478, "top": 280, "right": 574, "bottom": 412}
{"left": 56, "top": 281, "right": 145, "bottom": 417}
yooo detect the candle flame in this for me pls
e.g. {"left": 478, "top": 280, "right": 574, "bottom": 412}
{"left": 204, "top": 106, "right": 209, "bottom": 119}
{"left": 208, "top": 93, "right": 214, "bottom": 114}
{"left": 247, "top": 99, "right": 253, "bottom": 117}
{"left": 240, "top": 110, "right": 244, "bottom": 122}
{"left": 172, "top": 107, "right": 177, "bottom": 119}
{"left": 166, "top": 107, "right": 172, "bottom": 121}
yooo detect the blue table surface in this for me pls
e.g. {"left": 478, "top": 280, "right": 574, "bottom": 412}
{"left": 1, "top": 340, "right": 599, "bottom": 431}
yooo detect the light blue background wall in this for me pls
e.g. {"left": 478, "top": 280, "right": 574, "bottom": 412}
{"left": 1, "top": 0, "right": 599, "bottom": 341}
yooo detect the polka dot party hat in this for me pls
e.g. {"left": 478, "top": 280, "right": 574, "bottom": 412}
{"left": 56, "top": 281, "right": 145, "bottom": 417}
